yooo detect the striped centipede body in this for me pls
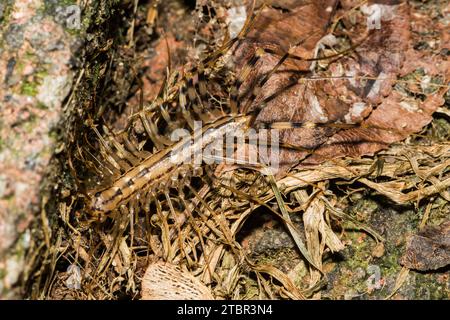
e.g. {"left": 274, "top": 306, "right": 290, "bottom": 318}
{"left": 88, "top": 115, "right": 250, "bottom": 217}
{"left": 79, "top": 2, "right": 411, "bottom": 223}
{"left": 51, "top": 1, "right": 449, "bottom": 300}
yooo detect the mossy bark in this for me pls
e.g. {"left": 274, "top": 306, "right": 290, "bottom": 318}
{"left": 0, "top": 0, "right": 132, "bottom": 299}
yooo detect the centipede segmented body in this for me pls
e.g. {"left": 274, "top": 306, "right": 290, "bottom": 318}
{"left": 81, "top": 6, "right": 261, "bottom": 220}
{"left": 88, "top": 115, "right": 250, "bottom": 217}
{"left": 79, "top": 3, "right": 388, "bottom": 222}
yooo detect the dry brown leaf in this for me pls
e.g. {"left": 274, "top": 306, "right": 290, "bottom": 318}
{"left": 233, "top": 1, "right": 339, "bottom": 169}
{"left": 232, "top": 1, "right": 448, "bottom": 171}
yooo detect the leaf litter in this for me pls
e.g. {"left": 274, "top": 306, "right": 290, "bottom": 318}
{"left": 26, "top": 0, "right": 450, "bottom": 300}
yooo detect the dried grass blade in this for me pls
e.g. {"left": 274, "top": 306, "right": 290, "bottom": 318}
{"left": 267, "top": 174, "right": 322, "bottom": 272}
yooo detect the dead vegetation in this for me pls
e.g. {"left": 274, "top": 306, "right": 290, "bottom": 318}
{"left": 24, "top": 0, "right": 449, "bottom": 300}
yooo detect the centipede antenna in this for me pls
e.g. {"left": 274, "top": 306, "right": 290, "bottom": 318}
{"left": 227, "top": 47, "right": 264, "bottom": 116}
{"left": 239, "top": 30, "right": 369, "bottom": 116}
{"left": 246, "top": 78, "right": 300, "bottom": 126}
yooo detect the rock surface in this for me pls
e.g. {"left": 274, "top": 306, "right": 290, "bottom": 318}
{"left": 401, "top": 221, "right": 450, "bottom": 271}
{"left": 0, "top": 0, "right": 77, "bottom": 298}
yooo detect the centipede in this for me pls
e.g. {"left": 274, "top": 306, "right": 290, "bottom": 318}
{"left": 68, "top": 1, "right": 448, "bottom": 291}
{"left": 78, "top": 3, "right": 377, "bottom": 221}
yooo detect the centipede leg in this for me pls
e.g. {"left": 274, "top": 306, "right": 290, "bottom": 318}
{"left": 102, "top": 124, "right": 141, "bottom": 167}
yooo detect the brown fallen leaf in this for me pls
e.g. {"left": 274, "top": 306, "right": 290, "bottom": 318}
{"left": 400, "top": 221, "right": 450, "bottom": 271}
{"left": 231, "top": 1, "right": 448, "bottom": 171}
{"left": 306, "top": 1, "right": 449, "bottom": 164}
{"left": 232, "top": 1, "right": 339, "bottom": 169}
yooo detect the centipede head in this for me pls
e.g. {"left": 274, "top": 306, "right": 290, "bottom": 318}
{"left": 75, "top": 188, "right": 111, "bottom": 223}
